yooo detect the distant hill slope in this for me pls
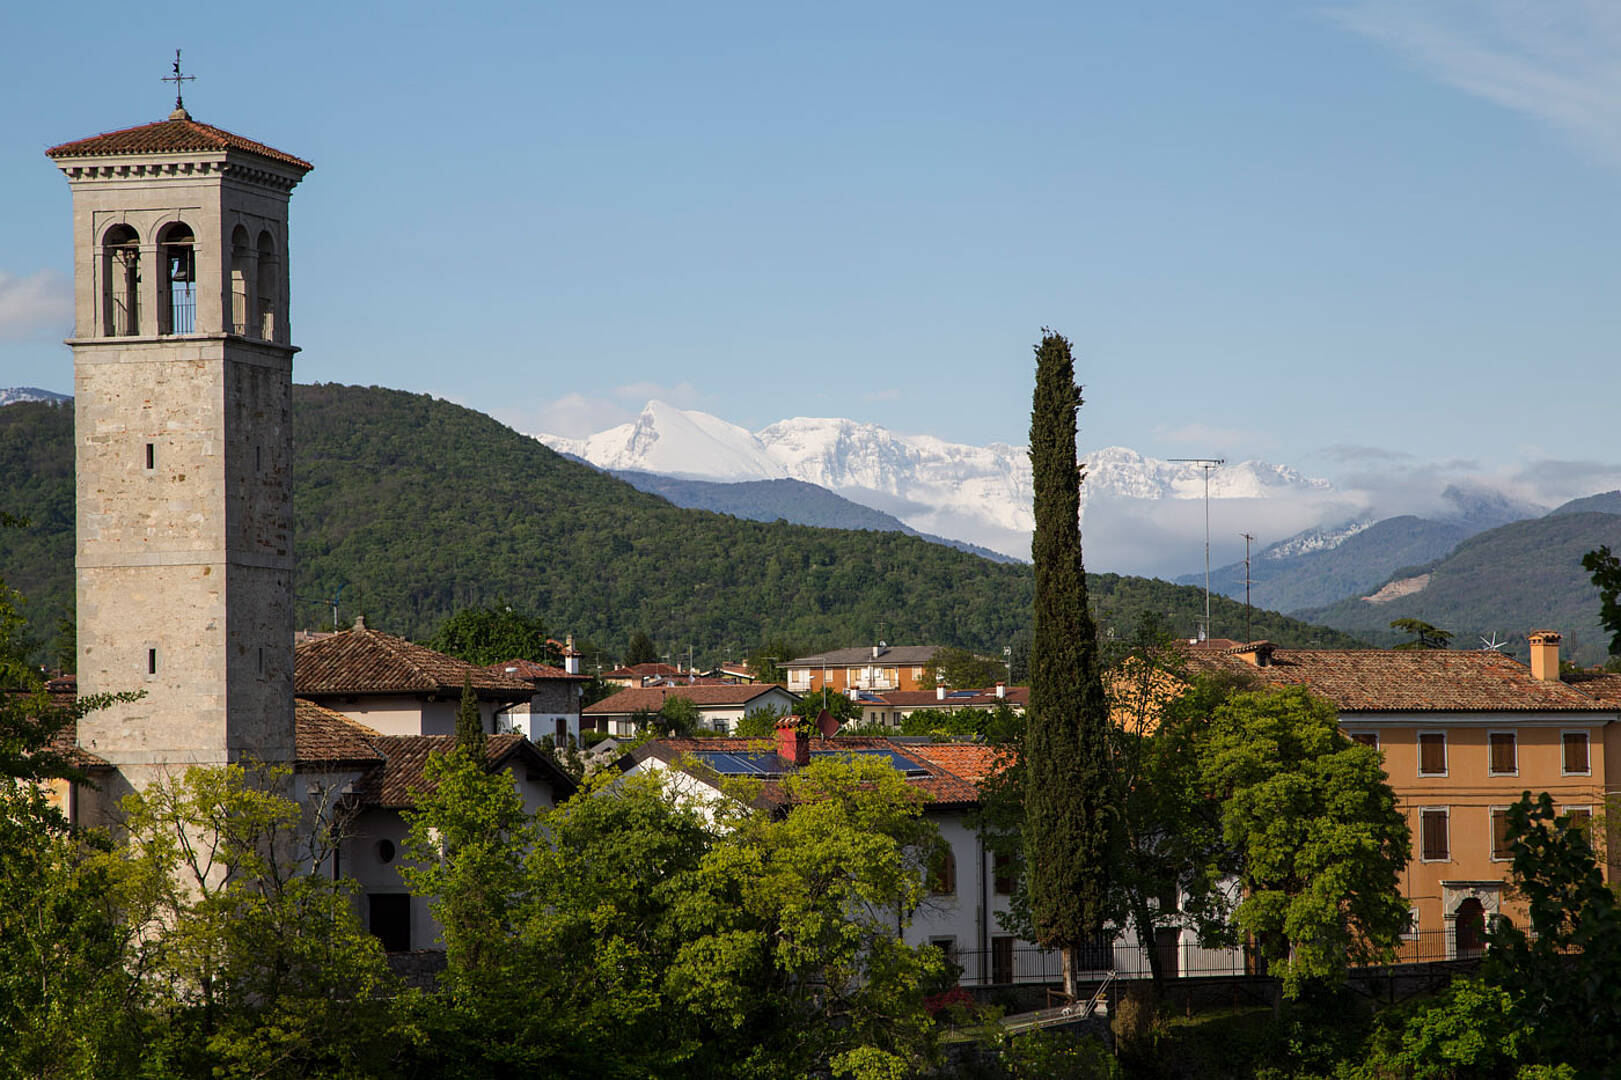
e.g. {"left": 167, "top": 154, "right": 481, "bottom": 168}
{"left": 0, "top": 384, "right": 1362, "bottom": 660}
{"left": 1299, "top": 511, "right": 1621, "bottom": 665}
{"left": 613, "top": 471, "right": 1020, "bottom": 563}
{"left": 1185, "top": 515, "right": 1473, "bottom": 614}
{"left": 0, "top": 387, "right": 70, "bottom": 407}
{"left": 1548, "top": 490, "right": 1621, "bottom": 517}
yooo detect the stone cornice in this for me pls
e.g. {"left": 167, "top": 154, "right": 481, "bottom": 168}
{"left": 53, "top": 151, "right": 305, "bottom": 193}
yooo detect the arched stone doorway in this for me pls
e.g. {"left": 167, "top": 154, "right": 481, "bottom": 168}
{"left": 1442, "top": 882, "right": 1501, "bottom": 959}
{"left": 1455, "top": 898, "right": 1486, "bottom": 958}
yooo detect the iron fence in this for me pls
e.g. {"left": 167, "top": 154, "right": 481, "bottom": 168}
{"left": 948, "top": 929, "right": 1489, "bottom": 987}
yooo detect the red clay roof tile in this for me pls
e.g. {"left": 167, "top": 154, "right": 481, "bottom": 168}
{"left": 47, "top": 116, "right": 311, "bottom": 171}
{"left": 295, "top": 626, "right": 533, "bottom": 698}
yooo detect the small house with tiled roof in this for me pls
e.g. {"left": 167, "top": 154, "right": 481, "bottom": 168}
{"left": 850, "top": 685, "right": 1029, "bottom": 729}
{"left": 485, "top": 658, "right": 589, "bottom": 745}
{"left": 784, "top": 644, "right": 944, "bottom": 695}
{"left": 294, "top": 618, "right": 534, "bottom": 738}
{"left": 294, "top": 698, "right": 575, "bottom": 952}
{"left": 583, "top": 683, "right": 799, "bottom": 737}
{"left": 601, "top": 661, "right": 685, "bottom": 688}
{"left": 1180, "top": 632, "right": 1620, "bottom": 958}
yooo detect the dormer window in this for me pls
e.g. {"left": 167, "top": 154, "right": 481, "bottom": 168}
{"left": 158, "top": 222, "right": 195, "bottom": 334}
{"left": 102, "top": 224, "right": 140, "bottom": 336}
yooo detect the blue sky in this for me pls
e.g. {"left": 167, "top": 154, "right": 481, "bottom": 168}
{"left": 4, "top": 1, "right": 1620, "bottom": 508}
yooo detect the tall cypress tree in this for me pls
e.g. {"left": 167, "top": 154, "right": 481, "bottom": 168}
{"left": 1024, "top": 330, "right": 1114, "bottom": 999}
{"left": 455, "top": 674, "right": 486, "bottom": 757}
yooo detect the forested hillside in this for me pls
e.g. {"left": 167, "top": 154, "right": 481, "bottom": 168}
{"left": 1300, "top": 510, "right": 1621, "bottom": 664}
{"left": 0, "top": 387, "right": 1362, "bottom": 662}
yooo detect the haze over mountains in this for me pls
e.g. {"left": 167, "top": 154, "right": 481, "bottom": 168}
{"left": 537, "top": 401, "right": 1344, "bottom": 574}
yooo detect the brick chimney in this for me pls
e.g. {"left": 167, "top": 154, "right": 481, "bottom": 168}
{"left": 1528, "top": 630, "right": 1561, "bottom": 682}
{"left": 1231, "top": 641, "right": 1276, "bottom": 668}
{"left": 775, "top": 717, "right": 810, "bottom": 767}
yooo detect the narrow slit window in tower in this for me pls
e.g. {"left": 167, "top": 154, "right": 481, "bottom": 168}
{"left": 147, "top": 648, "right": 158, "bottom": 676}
{"left": 145, "top": 442, "right": 155, "bottom": 471}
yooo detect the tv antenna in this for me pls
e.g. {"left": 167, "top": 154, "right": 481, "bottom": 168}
{"left": 1241, "top": 532, "right": 1255, "bottom": 645}
{"left": 1479, "top": 632, "right": 1507, "bottom": 652}
{"left": 1169, "top": 457, "right": 1224, "bottom": 640}
{"left": 298, "top": 584, "right": 346, "bottom": 631}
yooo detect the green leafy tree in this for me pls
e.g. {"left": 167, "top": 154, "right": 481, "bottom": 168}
{"left": 672, "top": 754, "right": 947, "bottom": 1078}
{"left": 0, "top": 782, "right": 143, "bottom": 1078}
{"left": 1104, "top": 629, "right": 1235, "bottom": 991}
{"left": 1200, "top": 685, "right": 1409, "bottom": 997}
{"left": 1582, "top": 545, "right": 1621, "bottom": 656}
{"left": 430, "top": 602, "right": 557, "bottom": 666}
{"left": 1390, "top": 617, "right": 1453, "bottom": 650}
{"left": 923, "top": 645, "right": 1007, "bottom": 690}
{"left": 117, "top": 763, "right": 399, "bottom": 1078}
{"left": 1482, "top": 792, "right": 1621, "bottom": 1072}
{"left": 454, "top": 674, "right": 486, "bottom": 756}
{"left": 402, "top": 739, "right": 536, "bottom": 1072}
{"left": 1024, "top": 329, "right": 1115, "bottom": 999}
{"left": 896, "top": 703, "right": 1022, "bottom": 740}
{"left": 744, "top": 638, "right": 798, "bottom": 686}
{"left": 735, "top": 704, "right": 791, "bottom": 738}
{"left": 792, "top": 687, "right": 860, "bottom": 724}
{"left": 624, "top": 631, "right": 659, "bottom": 667}
{"left": 657, "top": 694, "right": 701, "bottom": 737}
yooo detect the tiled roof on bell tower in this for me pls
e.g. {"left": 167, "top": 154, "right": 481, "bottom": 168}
{"left": 47, "top": 116, "right": 312, "bottom": 173}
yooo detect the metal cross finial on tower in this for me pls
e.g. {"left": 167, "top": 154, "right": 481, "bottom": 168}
{"left": 163, "top": 49, "right": 195, "bottom": 118}
{"left": 1169, "top": 457, "right": 1225, "bottom": 641}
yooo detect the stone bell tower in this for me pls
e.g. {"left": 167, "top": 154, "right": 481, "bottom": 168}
{"left": 47, "top": 91, "right": 311, "bottom": 803}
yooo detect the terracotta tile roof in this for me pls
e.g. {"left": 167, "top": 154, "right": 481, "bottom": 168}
{"left": 584, "top": 684, "right": 797, "bottom": 715}
{"left": 293, "top": 702, "right": 576, "bottom": 807}
{"left": 786, "top": 645, "right": 943, "bottom": 667}
{"left": 295, "top": 625, "right": 534, "bottom": 699}
{"left": 626, "top": 735, "right": 985, "bottom": 811}
{"left": 1562, "top": 671, "right": 1621, "bottom": 707}
{"left": 870, "top": 688, "right": 1029, "bottom": 708}
{"left": 2, "top": 677, "right": 110, "bottom": 771}
{"left": 360, "top": 733, "right": 537, "bottom": 808}
{"left": 46, "top": 116, "right": 312, "bottom": 171}
{"left": 904, "top": 742, "right": 1006, "bottom": 785}
{"left": 604, "top": 662, "right": 684, "bottom": 679}
{"left": 294, "top": 699, "right": 386, "bottom": 767}
{"left": 487, "top": 658, "right": 588, "bottom": 682}
{"left": 1182, "top": 648, "right": 1613, "bottom": 713}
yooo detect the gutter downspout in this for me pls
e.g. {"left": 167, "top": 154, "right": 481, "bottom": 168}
{"left": 978, "top": 833, "right": 988, "bottom": 985}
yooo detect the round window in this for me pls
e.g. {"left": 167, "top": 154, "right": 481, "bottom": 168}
{"left": 377, "top": 838, "right": 396, "bottom": 864}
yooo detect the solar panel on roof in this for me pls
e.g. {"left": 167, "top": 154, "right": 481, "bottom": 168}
{"left": 690, "top": 750, "right": 777, "bottom": 776}
{"left": 810, "top": 748, "right": 930, "bottom": 777}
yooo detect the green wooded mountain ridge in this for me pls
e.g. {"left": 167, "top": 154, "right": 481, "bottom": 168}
{"left": 0, "top": 387, "right": 1362, "bottom": 661}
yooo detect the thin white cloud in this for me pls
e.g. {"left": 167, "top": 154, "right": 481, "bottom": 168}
{"left": 1154, "top": 421, "right": 1272, "bottom": 451}
{"left": 492, "top": 393, "right": 636, "bottom": 439}
{"left": 862, "top": 387, "right": 902, "bottom": 403}
{"left": 1329, "top": 0, "right": 1621, "bottom": 164}
{"left": 0, "top": 271, "right": 71, "bottom": 340}
{"left": 611, "top": 380, "right": 702, "bottom": 406}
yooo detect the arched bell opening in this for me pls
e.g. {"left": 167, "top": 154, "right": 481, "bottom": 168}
{"left": 230, "top": 225, "right": 253, "bottom": 335}
{"left": 157, "top": 221, "right": 196, "bottom": 335}
{"left": 102, "top": 224, "right": 141, "bottom": 336}
{"left": 256, "top": 230, "right": 278, "bottom": 341}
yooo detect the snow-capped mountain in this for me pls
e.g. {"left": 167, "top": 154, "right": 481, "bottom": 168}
{"left": 0, "top": 387, "right": 69, "bottom": 407}
{"left": 538, "top": 402, "right": 1340, "bottom": 571}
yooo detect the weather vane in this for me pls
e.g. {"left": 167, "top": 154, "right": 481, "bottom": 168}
{"left": 162, "top": 49, "right": 195, "bottom": 112}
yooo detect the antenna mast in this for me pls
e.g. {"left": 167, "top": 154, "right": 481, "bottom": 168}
{"left": 1241, "top": 532, "right": 1255, "bottom": 644}
{"left": 1170, "top": 458, "right": 1225, "bottom": 640}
